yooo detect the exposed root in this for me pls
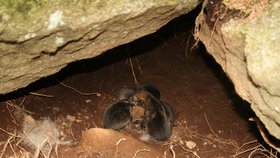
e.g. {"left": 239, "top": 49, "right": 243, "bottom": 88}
{"left": 255, "top": 118, "right": 280, "bottom": 153}
{"left": 135, "top": 58, "right": 143, "bottom": 74}
{"left": 55, "top": 144, "right": 59, "bottom": 158}
{"left": 193, "top": 0, "right": 208, "bottom": 46}
{"left": 184, "top": 34, "right": 193, "bottom": 59}
{"left": 29, "top": 92, "right": 54, "bottom": 98}
{"left": 132, "top": 149, "right": 150, "bottom": 158}
{"left": 59, "top": 81, "right": 101, "bottom": 96}
{"left": 233, "top": 142, "right": 279, "bottom": 158}
{"left": 126, "top": 46, "right": 139, "bottom": 85}
{"left": 169, "top": 144, "right": 176, "bottom": 158}
{"left": 204, "top": 113, "right": 218, "bottom": 139}
{"left": 114, "top": 138, "right": 126, "bottom": 158}
{"left": 234, "top": 139, "right": 258, "bottom": 155}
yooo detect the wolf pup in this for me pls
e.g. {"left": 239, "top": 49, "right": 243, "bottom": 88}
{"left": 118, "top": 84, "right": 161, "bottom": 129}
{"left": 103, "top": 100, "right": 132, "bottom": 130}
{"left": 118, "top": 84, "right": 161, "bottom": 101}
{"left": 129, "top": 90, "right": 174, "bottom": 141}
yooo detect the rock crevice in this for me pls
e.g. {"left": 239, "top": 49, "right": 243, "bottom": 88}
{"left": 197, "top": 0, "right": 280, "bottom": 140}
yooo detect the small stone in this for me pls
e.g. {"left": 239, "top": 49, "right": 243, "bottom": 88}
{"left": 52, "top": 107, "right": 60, "bottom": 112}
{"left": 85, "top": 99, "right": 92, "bottom": 103}
{"left": 186, "top": 141, "right": 196, "bottom": 150}
{"left": 76, "top": 119, "right": 82, "bottom": 123}
{"left": 60, "top": 131, "right": 65, "bottom": 137}
{"left": 179, "top": 140, "right": 184, "bottom": 145}
{"left": 66, "top": 115, "right": 76, "bottom": 122}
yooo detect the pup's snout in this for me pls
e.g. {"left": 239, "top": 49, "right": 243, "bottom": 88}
{"left": 128, "top": 96, "right": 137, "bottom": 105}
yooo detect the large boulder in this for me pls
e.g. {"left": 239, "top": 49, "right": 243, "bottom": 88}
{"left": 196, "top": 0, "right": 280, "bottom": 140}
{"left": 0, "top": 0, "right": 200, "bottom": 94}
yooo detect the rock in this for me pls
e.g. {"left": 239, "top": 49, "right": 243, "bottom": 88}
{"left": 186, "top": 140, "right": 196, "bottom": 149}
{"left": 0, "top": 0, "right": 200, "bottom": 94}
{"left": 196, "top": 0, "right": 280, "bottom": 139}
{"left": 64, "top": 128, "right": 162, "bottom": 157}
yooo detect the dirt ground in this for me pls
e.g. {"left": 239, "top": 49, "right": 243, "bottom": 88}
{"left": 0, "top": 8, "right": 277, "bottom": 158}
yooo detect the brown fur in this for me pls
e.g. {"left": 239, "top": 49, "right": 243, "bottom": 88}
{"left": 129, "top": 90, "right": 174, "bottom": 141}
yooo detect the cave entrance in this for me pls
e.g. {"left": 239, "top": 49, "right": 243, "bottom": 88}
{"left": 0, "top": 7, "right": 268, "bottom": 158}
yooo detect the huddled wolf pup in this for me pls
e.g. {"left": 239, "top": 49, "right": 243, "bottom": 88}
{"left": 130, "top": 105, "right": 145, "bottom": 129}
{"left": 118, "top": 84, "right": 161, "bottom": 101}
{"left": 129, "top": 90, "right": 174, "bottom": 141}
{"left": 117, "top": 84, "right": 161, "bottom": 129}
{"left": 103, "top": 101, "right": 132, "bottom": 130}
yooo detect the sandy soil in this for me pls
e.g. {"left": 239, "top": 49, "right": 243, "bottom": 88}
{"left": 0, "top": 8, "right": 276, "bottom": 158}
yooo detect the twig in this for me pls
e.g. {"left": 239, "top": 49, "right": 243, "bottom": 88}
{"left": 247, "top": 145, "right": 262, "bottom": 158}
{"left": 29, "top": 92, "right": 54, "bottom": 98}
{"left": 0, "top": 128, "right": 18, "bottom": 138}
{"left": 0, "top": 134, "right": 15, "bottom": 158}
{"left": 6, "top": 103, "right": 19, "bottom": 126}
{"left": 179, "top": 144, "right": 201, "bottom": 158}
{"left": 46, "top": 140, "right": 53, "bottom": 158}
{"left": 114, "top": 138, "right": 126, "bottom": 158}
{"left": 59, "top": 81, "right": 101, "bottom": 96}
{"left": 16, "top": 143, "right": 29, "bottom": 156}
{"left": 8, "top": 140, "right": 17, "bottom": 158}
{"left": 34, "top": 137, "right": 49, "bottom": 158}
{"left": 19, "top": 149, "right": 31, "bottom": 158}
{"left": 55, "top": 144, "right": 59, "bottom": 158}
{"left": 132, "top": 149, "right": 150, "bottom": 158}
{"left": 6, "top": 100, "right": 34, "bottom": 115}
{"left": 65, "top": 122, "right": 76, "bottom": 141}
{"left": 18, "top": 97, "right": 26, "bottom": 107}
